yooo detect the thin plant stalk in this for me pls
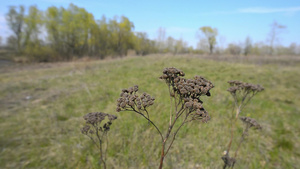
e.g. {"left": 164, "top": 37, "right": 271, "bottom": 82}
{"left": 81, "top": 112, "right": 117, "bottom": 169}
{"left": 222, "top": 80, "right": 264, "bottom": 169}
{"left": 117, "top": 68, "right": 214, "bottom": 169}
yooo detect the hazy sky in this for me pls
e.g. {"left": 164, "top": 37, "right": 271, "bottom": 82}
{"left": 0, "top": 0, "right": 299, "bottom": 48}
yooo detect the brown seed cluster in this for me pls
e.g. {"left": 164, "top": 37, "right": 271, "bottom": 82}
{"left": 227, "top": 80, "right": 264, "bottom": 94}
{"left": 240, "top": 116, "right": 262, "bottom": 130}
{"left": 81, "top": 112, "right": 117, "bottom": 135}
{"left": 160, "top": 67, "right": 214, "bottom": 122}
{"left": 184, "top": 98, "right": 210, "bottom": 122}
{"left": 174, "top": 75, "right": 214, "bottom": 98}
{"left": 116, "top": 85, "right": 155, "bottom": 112}
{"left": 159, "top": 67, "right": 185, "bottom": 85}
{"left": 81, "top": 125, "right": 91, "bottom": 134}
{"left": 160, "top": 67, "right": 214, "bottom": 99}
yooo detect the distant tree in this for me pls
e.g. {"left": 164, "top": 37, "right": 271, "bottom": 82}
{"left": 218, "top": 35, "right": 226, "bottom": 53}
{"left": 45, "top": 4, "right": 97, "bottom": 58}
{"left": 156, "top": 27, "right": 166, "bottom": 53}
{"left": 197, "top": 38, "right": 209, "bottom": 53}
{"left": 165, "top": 36, "right": 175, "bottom": 53}
{"left": 289, "top": 43, "right": 297, "bottom": 55}
{"left": 251, "top": 42, "right": 269, "bottom": 56}
{"left": 199, "top": 26, "right": 218, "bottom": 54}
{"left": 24, "top": 6, "right": 42, "bottom": 46}
{"left": 267, "top": 21, "right": 286, "bottom": 55}
{"left": 6, "top": 5, "right": 25, "bottom": 53}
{"left": 7, "top": 35, "right": 17, "bottom": 50}
{"left": 134, "top": 32, "right": 152, "bottom": 56}
{"left": 244, "top": 36, "right": 252, "bottom": 56}
{"left": 23, "top": 6, "right": 44, "bottom": 60}
{"left": 288, "top": 43, "right": 299, "bottom": 55}
{"left": 187, "top": 46, "right": 194, "bottom": 54}
{"left": 227, "top": 43, "right": 242, "bottom": 55}
{"left": 45, "top": 6, "right": 63, "bottom": 56}
{"left": 0, "top": 36, "right": 2, "bottom": 46}
{"left": 174, "top": 38, "right": 188, "bottom": 55}
{"left": 295, "top": 44, "right": 300, "bottom": 55}
{"left": 5, "top": 4, "right": 158, "bottom": 61}
{"left": 108, "top": 16, "right": 135, "bottom": 57}
{"left": 276, "top": 43, "right": 300, "bottom": 56}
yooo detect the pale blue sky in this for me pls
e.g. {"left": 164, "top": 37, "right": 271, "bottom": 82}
{"left": 0, "top": 0, "right": 299, "bottom": 48}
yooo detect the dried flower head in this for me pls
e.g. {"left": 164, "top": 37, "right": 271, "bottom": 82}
{"left": 174, "top": 75, "right": 214, "bottom": 98}
{"left": 227, "top": 80, "right": 264, "bottom": 115}
{"left": 160, "top": 68, "right": 214, "bottom": 123}
{"left": 116, "top": 85, "right": 155, "bottom": 113}
{"left": 240, "top": 116, "right": 262, "bottom": 130}
{"left": 81, "top": 112, "right": 117, "bottom": 135}
{"left": 81, "top": 125, "right": 90, "bottom": 135}
{"left": 227, "top": 80, "right": 264, "bottom": 95}
{"left": 159, "top": 67, "right": 185, "bottom": 84}
{"left": 184, "top": 98, "right": 210, "bottom": 122}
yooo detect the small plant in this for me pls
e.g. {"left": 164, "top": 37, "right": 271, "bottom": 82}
{"left": 81, "top": 112, "right": 117, "bottom": 169}
{"left": 116, "top": 67, "right": 214, "bottom": 169}
{"left": 222, "top": 80, "right": 264, "bottom": 168}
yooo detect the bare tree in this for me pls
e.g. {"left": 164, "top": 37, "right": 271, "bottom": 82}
{"left": 267, "top": 21, "right": 286, "bottom": 55}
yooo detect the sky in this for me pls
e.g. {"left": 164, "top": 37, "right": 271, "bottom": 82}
{"left": 0, "top": 0, "right": 299, "bottom": 48}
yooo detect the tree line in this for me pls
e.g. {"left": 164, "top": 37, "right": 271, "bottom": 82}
{"left": 5, "top": 4, "right": 160, "bottom": 61}
{"left": 4, "top": 4, "right": 300, "bottom": 62}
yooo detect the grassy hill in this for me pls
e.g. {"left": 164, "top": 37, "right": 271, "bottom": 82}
{"left": 0, "top": 55, "right": 299, "bottom": 168}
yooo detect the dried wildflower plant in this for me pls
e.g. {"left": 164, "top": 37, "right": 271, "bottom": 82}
{"left": 223, "top": 80, "right": 264, "bottom": 169}
{"left": 117, "top": 67, "right": 214, "bottom": 169}
{"left": 81, "top": 112, "right": 117, "bottom": 169}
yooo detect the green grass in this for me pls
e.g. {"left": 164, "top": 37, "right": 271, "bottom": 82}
{"left": 0, "top": 55, "right": 299, "bottom": 168}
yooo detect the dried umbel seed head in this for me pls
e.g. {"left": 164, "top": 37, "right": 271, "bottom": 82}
{"left": 159, "top": 67, "right": 214, "bottom": 123}
{"left": 116, "top": 85, "right": 155, "bottom": 112}
{"left": 227, "top": 86, "right": 239, "bottom": 94}
{"left": 184, "top": 99, "right": 203, "bottom": 109}
{"left": 81, "top": 125, "right": 90, "bottom": 134}
{"left": 160, "top": 67, "right": 214, "bottom": 100}
{"left": 192, "top": 108, "right": 210, "bottom": 123}
{"left": 174, "top": 75, "right": 214, "bottom": 99}
{"left": 184, "top": 98, "right": 210, "bottom": 123}
{"left": 81, "top": 112, "right": 117, "bottom": 134}
{"left": 83, "top": 112, "right": 108, "bottom": 125}
{"left": 159, "top": 67, "right": 185, "bottom": 85}
{"left": 240, "top": 116, "right": 262, "bottom": 130}
{"left": 228, "top": 80, "right": 243, "bottom": 86}
{"left": 227, "top": 80, "right": 264, "bottom": 94}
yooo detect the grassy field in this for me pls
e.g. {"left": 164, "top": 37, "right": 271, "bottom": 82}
{"left": 0, "top": 55, "right": 299, "bottom": 169}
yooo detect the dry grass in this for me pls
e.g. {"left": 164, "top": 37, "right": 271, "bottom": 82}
{"left": 0, "top": 55, "right": 299, "bottom": 168}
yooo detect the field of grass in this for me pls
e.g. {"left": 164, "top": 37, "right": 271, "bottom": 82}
{"left": 0, "top": 55, "right": 299, "bottom": 168}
